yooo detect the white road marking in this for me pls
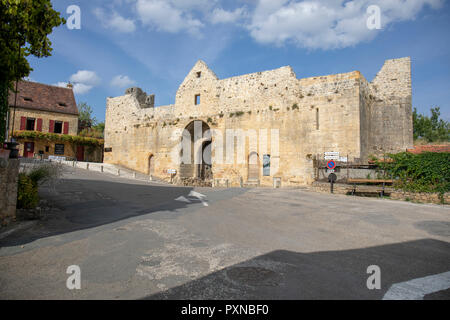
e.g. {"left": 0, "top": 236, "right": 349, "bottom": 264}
{"left": 383, "top": 271, "right": 450, "bottom": 300}
{"left": 175, "top": 196, "right": 191, "bottom": 203}
{"left": 189, "top": 191, "right": 209, "bottom": 207}
{"left": 175, "top": 192, "right": 209, "bottom": 206}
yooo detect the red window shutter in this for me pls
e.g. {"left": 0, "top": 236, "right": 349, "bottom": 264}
{"left": 36, "top": 118, "right": 43, "bottom": 132}
{"left": 63, "top": 121, "right": 69, "bottom": 134}
{"left": 20, "top": 117, "right": 26, "bottom": 130}
{"left": 49, "top": 120, "right": 55, "bottom": 133}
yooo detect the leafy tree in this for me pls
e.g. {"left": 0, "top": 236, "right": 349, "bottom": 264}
{"left": 78, "top": 102, "right": 97, "bottom": 127}
{"left": 1, "top": 0, "right": 65, "bottom": 142}
{"left": 413, "top": 107, "right": 450, "bottom": 143}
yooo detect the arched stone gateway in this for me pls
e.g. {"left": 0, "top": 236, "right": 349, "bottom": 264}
{"left": 248, "top": 152, "right": 259, "bottom": 181}
{"left": 179, "top": 120, "right": 212, "bottom": 185}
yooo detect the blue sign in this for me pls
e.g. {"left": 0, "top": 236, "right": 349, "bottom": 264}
{"left": 327, "top": 160, "right": 336, "bottom": 170}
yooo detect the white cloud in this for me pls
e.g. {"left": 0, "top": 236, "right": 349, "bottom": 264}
{"left": 110, "top": 75, "right": 136, "bottom": 88}
{"left": 54, "top": 70, "right": 101, "bottom": 95}
{"left": 247, "top": 0, "right": 444, "bottom": 49}
{"left": 209, "top": 7, "right": 247, "bottom": 24}
{"left": 135, "top": 0, "right": 204, "bottom": 35}
{"left": 70, "top": 70, "right": 101, "bottom": 86}
{"left": 94, "top": 8, "right": 136, "bottom": 33}
{"left": 54, "top": 82, "right": 94, "bottom": 95}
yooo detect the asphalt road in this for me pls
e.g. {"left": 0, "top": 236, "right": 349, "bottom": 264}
{"left": 0, "top": 167, "right": 449, "bottom": 299}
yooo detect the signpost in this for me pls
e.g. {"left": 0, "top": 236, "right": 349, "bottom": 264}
{"left": 167, "top": 169, "right": 177, "bottom": 183}
{"left": 324, "top": 152, "right": 339, "bottom": 160}
{"left": 328, "top": 173, "right": 337, "bottom": 193}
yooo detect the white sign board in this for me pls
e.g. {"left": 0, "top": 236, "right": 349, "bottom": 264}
{"left": 325, "top": 155, "right": 339, "bottom": 160}
{"left": 325, "top": 152, "right": 340, "bottom": 156}
{"left": 167, "top": 169, "right": 177, "bottom": 174}
{"left": 339, "top": 156, "right": 348, "bottom": 162}
{"left": 48, "top": 155, "right": 66, "bottom": 161}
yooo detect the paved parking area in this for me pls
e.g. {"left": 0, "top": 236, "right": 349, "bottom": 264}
{"left": 0, "top": 167, "right": 449, "bottom": 299}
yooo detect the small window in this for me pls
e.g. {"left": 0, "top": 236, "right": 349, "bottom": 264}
{"left": 26, "top": 118, "right": 35, "bottom": 131}
{"left": 104, "top": 147, "right": 112, "bottom": 152}
{"left": 195, "top": 94, "right": 200, "bottom": 105}
{"left": 58, "top": 102, "right": 67, "bottom": 107}
{"left": 316, "top": 108, "right": 319, "bottom": 130}
{"left": 23, "top": 97, "right": 33, "bottom": 102}
{"left": 54, "top": 121, "right": 63, "bottom": 134}
{"left": 196, "top": 71, "right": 202, "bottom": 78}
{"left": 54, "top": 144, "right": 64, "bottom": 155}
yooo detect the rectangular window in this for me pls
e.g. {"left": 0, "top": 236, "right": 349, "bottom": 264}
{"left": 26, "top": 118, "right": 35, "bottom": 131}
{"left": 54, "top": 121, "right": 63, "bottom": 134}
{"left": 196, "top": 71, "right": 201, "bottom": 78}
{"left": 195, "top": 94, "right": 200, "bottom": 105}
{"left": 54, "top": 144, "right": 64, "bottom": 155}
{"left": 316, "top": 108, "right": 319, "bottom": 130}
{"left": 45, "top": 146, "right": 50, "bottom": 152}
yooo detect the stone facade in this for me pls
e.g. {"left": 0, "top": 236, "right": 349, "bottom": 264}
{"left": 9, "top": 107, "right": 79, "bottom": 159}
{"left": 0, "top": 159, "right": 19, "bottom": 226}
{"left": 104, "top": 57, "right": 413, "bottom": 187}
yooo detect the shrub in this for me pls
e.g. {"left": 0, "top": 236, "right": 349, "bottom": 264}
{"left": 292, "top": 104, "right": 299, "bottom": 110}
{"left": 17, "top": 173, "right": 39, "bottom": 209}
{"left": 376, "top": 152, "right": 450, "bottom": 195}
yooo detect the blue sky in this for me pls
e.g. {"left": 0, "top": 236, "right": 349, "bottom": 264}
{"left": 27, "top": 0, "right": 450, "bottom": 122}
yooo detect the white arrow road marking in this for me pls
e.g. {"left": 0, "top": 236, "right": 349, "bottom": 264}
{"left": 188, "top": 191, "right": 209, "bottom": 207}
{"left": 383, "top": 271, "right": 450, "bottom": 300}
{"left": 175, "top": 196, "right": 191, "bottom": 203}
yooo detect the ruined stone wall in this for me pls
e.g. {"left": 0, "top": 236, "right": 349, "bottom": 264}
{"left": 0, "top": 159, "right": 19, "bottom": 226}
{"left": 105, "top": 58, "right": 412, "bottom": 187}
{"left": 360, "top": 57, "right": 413, "bottom": 158}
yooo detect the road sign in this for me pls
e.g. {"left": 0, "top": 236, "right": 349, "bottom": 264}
{"left": 326, "top": 160, "right": 337, "bottom": 170}
{"left": 328, "top": 173, "right": 337, "bottom": 183}
{"left": 327, "top": 169, "right": 335, "bottom": 173}
{"left": 325, "top": 152, "right": 339, "bottom": 156}
{"left": 325, "top": 155, "right": 339, "bottom": 160}
{"left": 167, "top": 169, "right": 177, "bottom": 174}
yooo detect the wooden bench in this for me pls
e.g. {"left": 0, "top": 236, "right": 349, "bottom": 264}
{"left": 347, "top": 179, "right": 394, "bottom": 197}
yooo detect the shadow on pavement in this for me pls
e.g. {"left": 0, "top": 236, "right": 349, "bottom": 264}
{"left": 0, "top": 178, "right": 195, "bottom": 247}
{"left": 143, "top": 239, "right": 450, "bottom": 300}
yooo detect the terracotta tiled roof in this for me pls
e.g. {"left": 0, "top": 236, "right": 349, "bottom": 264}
{"left": 407, "top": 145, "right": 450, "bottom": 154}
{"left": 8, "top": 80, "right": 78, "bottom": 115}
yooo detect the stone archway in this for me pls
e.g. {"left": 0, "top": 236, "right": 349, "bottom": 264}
{"left": 248, "top": 151, "right": 260, "bottom": 181}
{"left": 179, "top": 120, "right": 212, "bottom": 181}
{"left": 147, "top": 154, "right": 154, "bottom": 176}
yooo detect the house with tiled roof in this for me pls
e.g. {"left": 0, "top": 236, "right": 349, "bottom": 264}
{"left": 7, "top": 80, "right": 84, "bottom": 159}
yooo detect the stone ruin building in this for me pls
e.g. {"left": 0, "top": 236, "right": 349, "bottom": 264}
{"left": 104, "top": 57, "right": 413, "bottom": 187}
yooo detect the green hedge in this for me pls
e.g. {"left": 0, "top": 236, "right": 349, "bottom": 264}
{"left": 376, "top": 152, "right": 450, "bottom": 195}
{"left": 13, "top": 130, "right": 104, "bottom": 147}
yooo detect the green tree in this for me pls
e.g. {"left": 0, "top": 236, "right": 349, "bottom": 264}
{"left": 1, "top": 0, "right": 65, "bottom": 142}
{"left": 413, "top": 107, "right": 450, "bottom": 143}
{"left": 78, "top": 102, "right": 97, "bottom": 127}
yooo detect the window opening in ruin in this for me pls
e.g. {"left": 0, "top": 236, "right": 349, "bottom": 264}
{"left": 196, "top": 72, "right": 201, "bottom": 78}
{"left": 316, "top": 108, "right": 319, "bottom": 130}
{"left": 195, "top": 94, "right": 200, "bottom": 105}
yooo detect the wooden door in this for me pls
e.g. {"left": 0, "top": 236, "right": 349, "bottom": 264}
{"left": 24, "top": 142, "right": 34, "bottom": 158}
{"left": 76, "top": 146, "right": 84, "bottom": 161}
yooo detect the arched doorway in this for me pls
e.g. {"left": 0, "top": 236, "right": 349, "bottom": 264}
{"left": 248, "top": 152, "right": 259, "bottom": 181}
{"left": 148, "top": 154, "right": 154, "bottom": 177}
{"left": 179, "top": 120, "right": 212, "bottom": 181}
